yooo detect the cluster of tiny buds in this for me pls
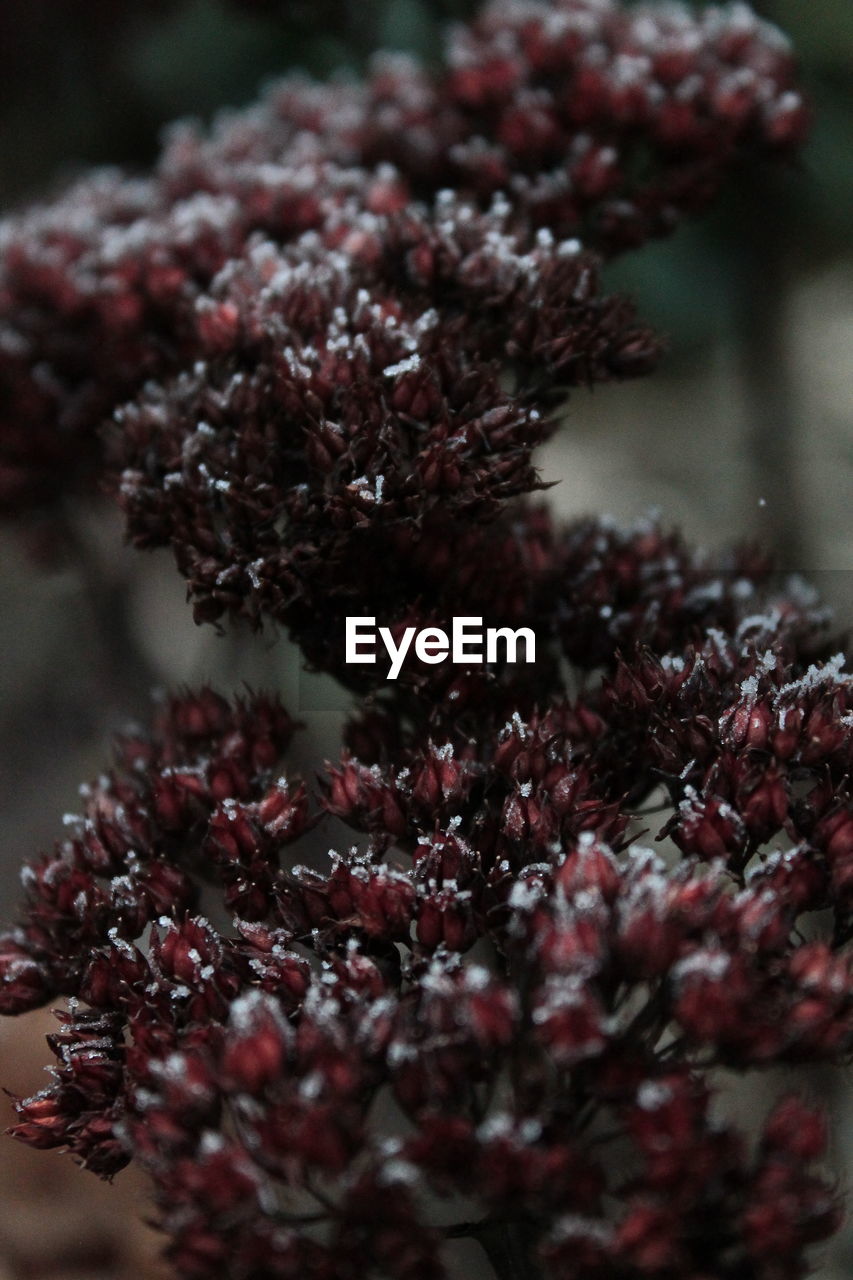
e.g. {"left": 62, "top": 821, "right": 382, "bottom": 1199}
{"left": 0, "top": 552, "right": 850, "bottom": 1276}
{"left": 0, "top": 3, "right": 842, "bottom": 1279}
{"left": 1, "top": 0, "right": 804, "bottom": 531}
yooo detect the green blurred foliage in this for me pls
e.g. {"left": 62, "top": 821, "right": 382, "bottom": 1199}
{"left": 606, "top": 0, "right": 853, "bottom": 352}
{"left": 126, "top": 1, "right": 344, "bottom": 121}
{"left": 756, "top": 0, "right": 853, "bottom": 253}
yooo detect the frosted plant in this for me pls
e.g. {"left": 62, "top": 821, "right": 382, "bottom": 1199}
{"left": 2, "top": 5, "right": 846, "bottom": 1280}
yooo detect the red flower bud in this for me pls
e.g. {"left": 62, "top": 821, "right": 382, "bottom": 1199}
{"left": 222, "top": 991, "right": 290, "bottom": 1094}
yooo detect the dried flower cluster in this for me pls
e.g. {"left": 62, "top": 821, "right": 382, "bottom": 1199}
{"left": 1, "top": 562, "right": 850, "bottom": 1277}
{"left": 1, "top": 3, "right": 847, "bottom": 1280}
{"left": 1, "top": 0, "right": 805, "bottom": 521}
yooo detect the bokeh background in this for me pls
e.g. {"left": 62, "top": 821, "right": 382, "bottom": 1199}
{"left": 0, "top": 2, "right": 851, "bottom": 1277}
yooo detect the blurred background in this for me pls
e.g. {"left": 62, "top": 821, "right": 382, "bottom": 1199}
{"left": 0, "top": 1, "right": 851, "bottom": 1277}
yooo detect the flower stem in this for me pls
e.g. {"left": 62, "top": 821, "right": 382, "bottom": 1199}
{"left": 478, "top": 1222, "right": 540, "bottom": 1280}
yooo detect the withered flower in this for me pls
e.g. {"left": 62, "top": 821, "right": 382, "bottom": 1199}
{"left": 1, "top": 4, "right": 846, "bottom": 1280}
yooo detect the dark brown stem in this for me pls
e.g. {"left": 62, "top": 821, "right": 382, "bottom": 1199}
{"left": 477, "top": 1222, "right": 541, "bottom": 1280}
{"left": 444, "top": 1219, "right": 541, "bottom": 1280}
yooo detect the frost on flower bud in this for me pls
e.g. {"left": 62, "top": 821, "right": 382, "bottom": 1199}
{"left": 222, "top": 991, "right": 291, "bottom": 1094}
{"left": 410, "top": 743, "right": 477, "bottom": 816}
{"left": 350, "top": 864, "right": 417, "bottom": 941}
{"left": 555, "top": 837, "right": 621, "bottom": 905}
{"left": 532, "top": 977, "right": 609, "bottom": 1067}
{"left": 155, "top": 917, "right": 223, "bottom": 988}
{"left": 416, "top": 885, "right": 478, "bottom": 953}
{"left": 324, "top": 760, "right": 408, "bottom": 839}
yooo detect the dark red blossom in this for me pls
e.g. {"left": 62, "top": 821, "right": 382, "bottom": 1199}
{"left": 0, "top": 4, "right": 846, "bottom": 1280}
{"left": 1, "top": 0, "right": 805, "bottom": 526}
{"left": 1, "top": 623, "right": 851, "bottom": 1275}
